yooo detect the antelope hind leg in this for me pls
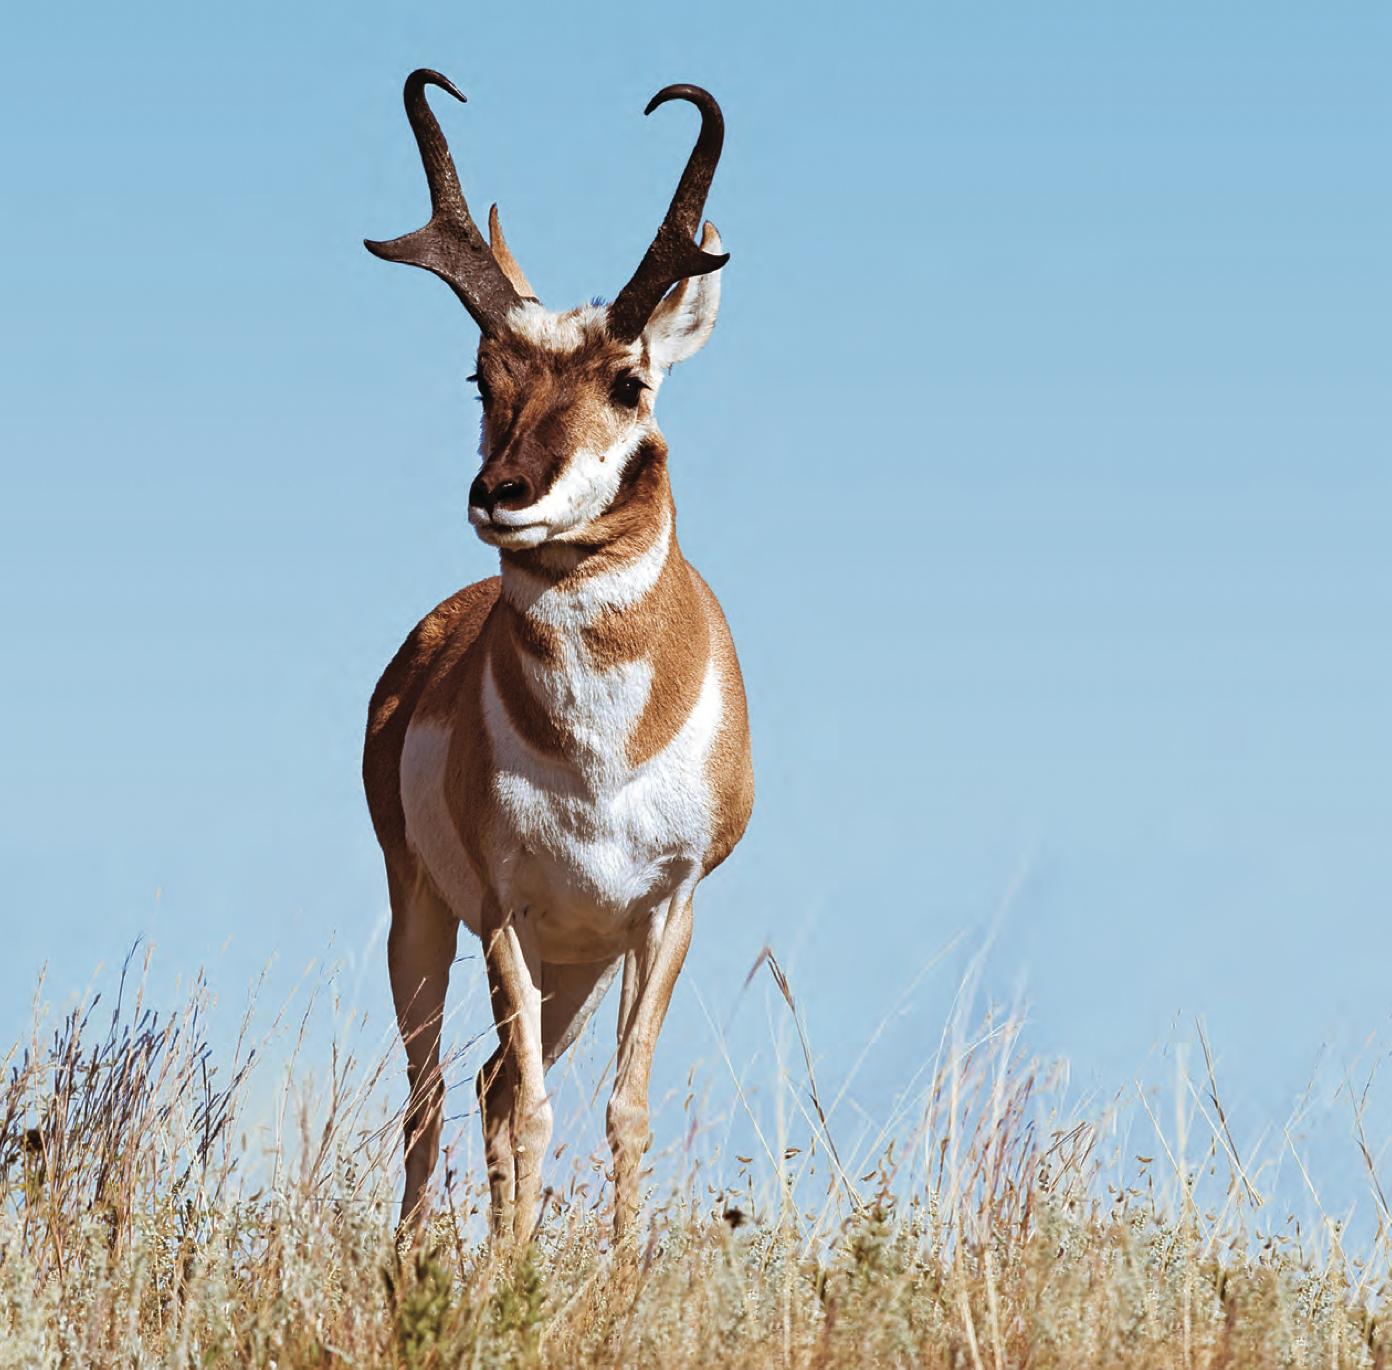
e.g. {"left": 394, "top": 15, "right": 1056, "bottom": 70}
{"left": 542, "top": 957, "right": 621, "bottom": 1070}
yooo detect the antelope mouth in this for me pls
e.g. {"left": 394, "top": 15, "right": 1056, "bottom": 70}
{"left": 472, "top": 517, "right": 549, "bottom": 550}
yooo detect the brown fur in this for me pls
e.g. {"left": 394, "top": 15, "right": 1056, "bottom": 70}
{"left": 365, "top": 459, "right": 750, "bottom": 865}
{"left": 364, "top": 578, "right": 499, "bottom": 863}
{"left": 473, "top": 324, "right": 653, "bottom": 511}
{"left": 692, "top": 566, "right": 755, "bottom": 873}
{"left": 365, "top": 300, "right": 752, "bottom": 1244}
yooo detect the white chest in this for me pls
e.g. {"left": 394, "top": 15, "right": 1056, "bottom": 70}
{"left": 399, "top": 644, "right": 723, "bottom": 960}
{"left": 481, "top": 647, "right": 722, "bottom": 957}
{"left": 400, "top": 517, "right": 727, "bottom": 958}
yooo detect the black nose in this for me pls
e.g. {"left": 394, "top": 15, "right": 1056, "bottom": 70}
{"left": 469, "top": 473, "right": 533, "bottom": 515}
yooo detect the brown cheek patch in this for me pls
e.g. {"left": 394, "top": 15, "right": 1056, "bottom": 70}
{"left": 547, "top": 335, "right": 645, "bottom": 471}
{"left": 540, "top": 388, "right": 617, "bottom": 477}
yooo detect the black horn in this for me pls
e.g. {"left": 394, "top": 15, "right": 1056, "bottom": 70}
{"left": 364, "top": 70, "right": 523, "bottom": 334}
{"left": 606, "top": 85, "right": 730, "bottom": 343}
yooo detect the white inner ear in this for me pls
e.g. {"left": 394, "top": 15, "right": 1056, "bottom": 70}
{"left": 642, "top": 223, "right": 724, "bottom": 371}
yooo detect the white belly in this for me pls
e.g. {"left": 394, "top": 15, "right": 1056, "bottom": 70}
{"left": 400, "top": 654, "right": 723, "bottom": 961}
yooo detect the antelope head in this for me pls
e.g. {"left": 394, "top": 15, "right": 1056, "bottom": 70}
{"left": 366, "top": 71, "right": 728, "bottom": 552}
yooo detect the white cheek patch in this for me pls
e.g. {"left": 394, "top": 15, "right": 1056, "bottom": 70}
{"left": 489, "top": 428, "right": 646, "bottom": 538}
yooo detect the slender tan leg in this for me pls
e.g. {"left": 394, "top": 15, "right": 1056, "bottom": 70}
{"left": 608, "top": 897, "right": 694, "bottom": 1240}
{"left": 481, "top": 907, "right": 550, "bottom": 1244}
{"left": 475, "top": 1043, "right": 516, "bottom": 1239}
{"left": 542, "top": 959, "right": 621, "bottom": 1071}
{"left": 476, "top": 957, "right": 617, "bottom": 1239}
{"left": 387, "top": 873, "right": 459, "bottom": 1236}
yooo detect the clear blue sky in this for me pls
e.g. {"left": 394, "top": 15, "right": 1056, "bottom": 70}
{"left": 2, "top": 5, "right": 1388, "bottom": 1214}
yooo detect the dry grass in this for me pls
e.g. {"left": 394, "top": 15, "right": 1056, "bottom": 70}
{"left": 2, "top": 944, "right": 1389, "bottom": 1368}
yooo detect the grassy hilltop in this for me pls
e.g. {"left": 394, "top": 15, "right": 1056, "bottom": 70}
{"left": 1, "top": 953, "right": 1388, "bottom": 1369}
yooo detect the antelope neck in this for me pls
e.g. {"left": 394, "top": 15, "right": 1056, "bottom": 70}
{"left": 485, "top": 480, "right": 712, "bottom": 776}
{"left": 496, "top": 493, "right": 680, "bottom": 633}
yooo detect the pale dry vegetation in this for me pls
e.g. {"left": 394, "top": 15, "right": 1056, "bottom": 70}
{"left": 2, "top": 946, "right": 1389, "bottom": 1368}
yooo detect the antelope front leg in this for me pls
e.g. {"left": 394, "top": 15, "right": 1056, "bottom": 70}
{"left": 609, "top": 897, "right": 694, "bottom": 1241}
{"left": 482, "top": 908, "right": 549, "bottom": 1245}
{"left": 387, "top": 882, "right": 459, "bottom": 1237}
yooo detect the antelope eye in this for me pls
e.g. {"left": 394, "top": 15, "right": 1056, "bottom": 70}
{"left": 467, "top": 372, "right": 492, "bottom": 407}
{"left": 611, "top": 374, "right": 647, "bottom": 410}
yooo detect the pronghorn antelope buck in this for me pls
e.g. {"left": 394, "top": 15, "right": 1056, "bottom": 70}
{"left": 362, "top": 70, "right": 754, "bottom": 1242}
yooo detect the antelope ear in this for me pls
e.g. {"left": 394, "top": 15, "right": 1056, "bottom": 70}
{"left": 643, "top": 222, "right": 723, "bottom": 370}
{"left": 488, "top": 204, "right": 538, "bottom": 300}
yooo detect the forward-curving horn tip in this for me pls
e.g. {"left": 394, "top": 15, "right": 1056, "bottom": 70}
{"left": 365, "top": 67, "right": 524, "bottom": 332}
{"left": 643, "top": 83, "right": 722, "bottom": 124}
{"left": 405, "top": 68, "right": 466, "bottom": 106}
{"left": 607, "top": 84, "right": 728, "bottom": 340}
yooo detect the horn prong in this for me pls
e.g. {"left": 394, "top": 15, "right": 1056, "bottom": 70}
{"left": 488, "top": 204, "right": 540, "bottom": 302}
